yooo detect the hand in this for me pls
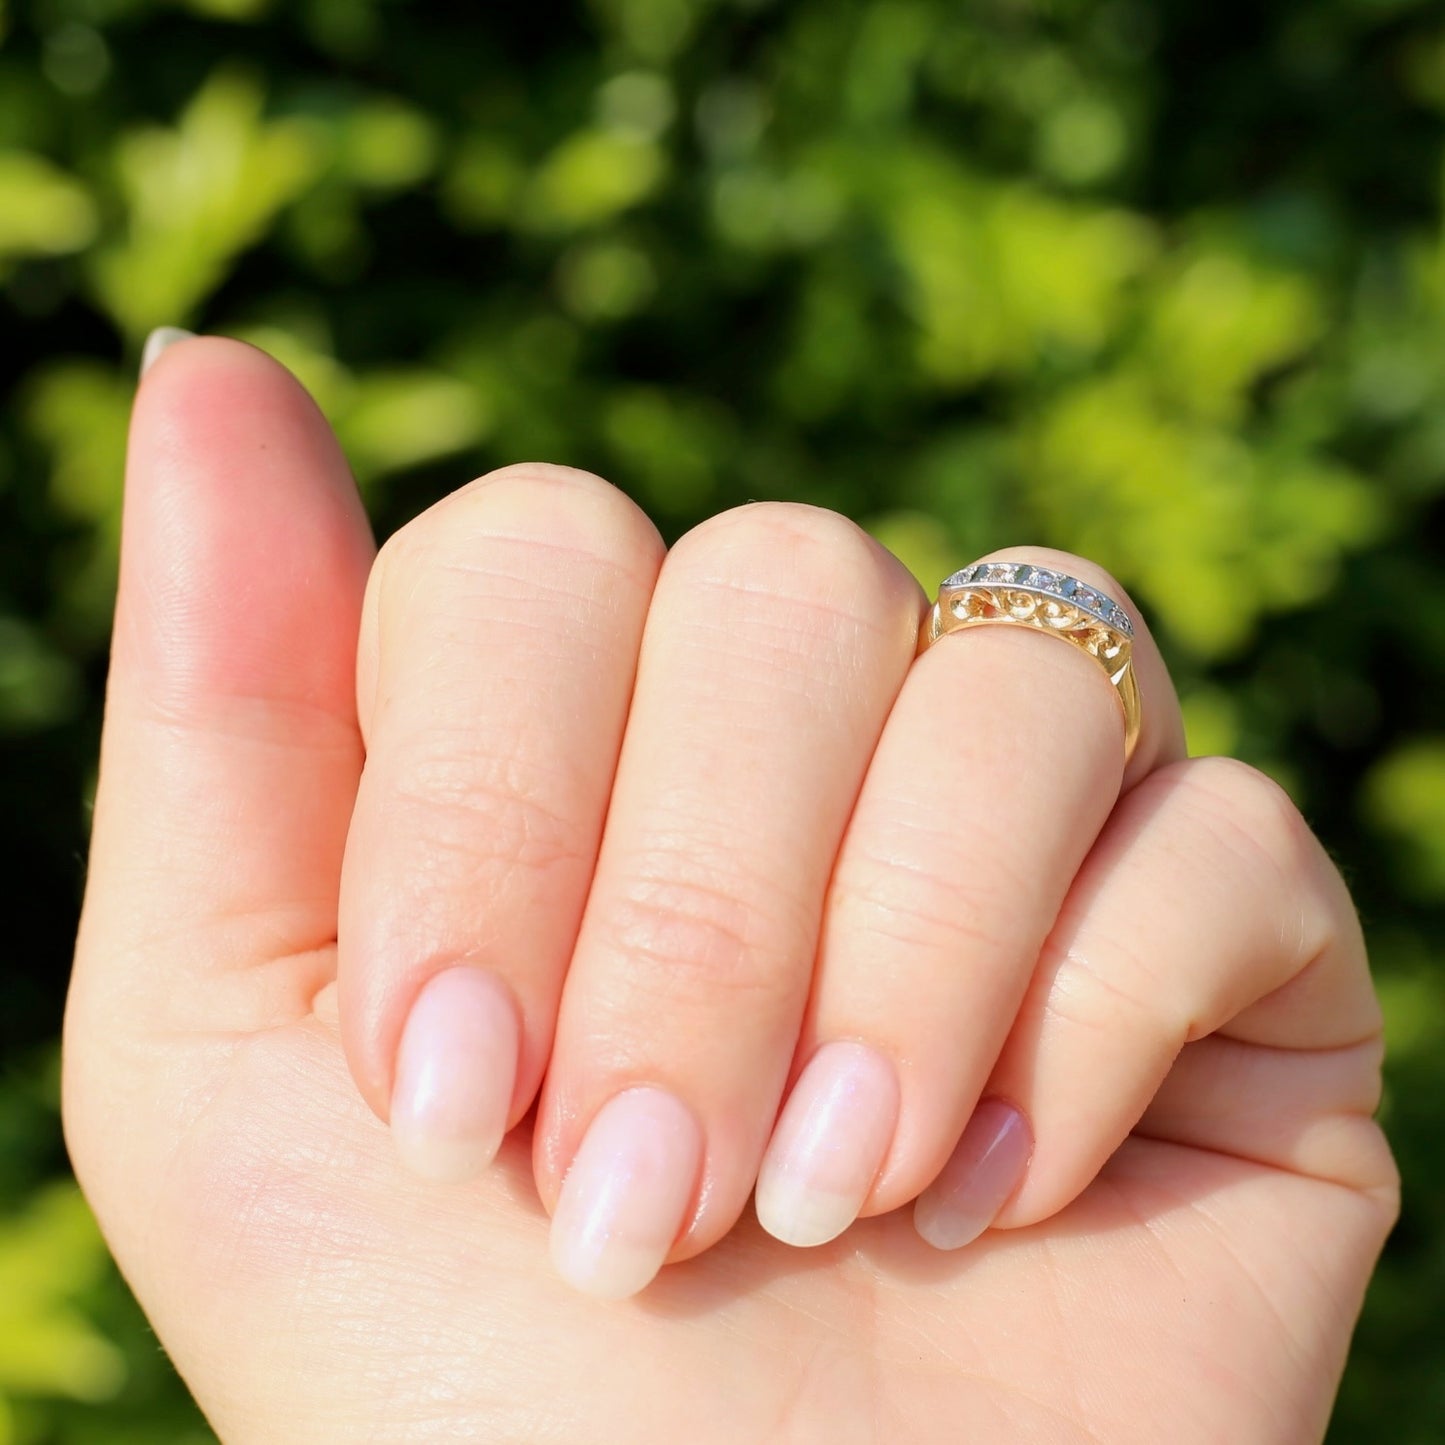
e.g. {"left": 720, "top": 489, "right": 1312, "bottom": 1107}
{"left": 64, "top": 338, "right": 1398, "bottom": 1443}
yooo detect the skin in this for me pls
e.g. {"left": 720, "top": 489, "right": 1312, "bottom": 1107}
{"left": 63, "top": 338, "right": 1398, "bottom": 1443}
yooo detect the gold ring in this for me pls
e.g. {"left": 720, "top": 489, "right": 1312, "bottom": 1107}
{"left": 922, "top": 561, "right": 1142, "bottom": 764}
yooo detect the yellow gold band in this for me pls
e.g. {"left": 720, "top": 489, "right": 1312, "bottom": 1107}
{"left": 922, "top": 561, "right": 1142, "bottom": 765}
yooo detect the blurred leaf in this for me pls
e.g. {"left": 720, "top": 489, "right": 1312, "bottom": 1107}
{"left": 23, "top": 361, "right": 132, "bottom": 530}
{"left": 601, "top": 386, "right": 731, "bottom": 516}
{"left": 182, "top": 0, "right": 274, "bottom": 18}
{"left": 710, "top": 161, "right": 844, "bottom": 252}
{"left": 1036, "top": 94, "right": 1128, "bottom": 186}
{"left": 1141, "top": 246, "right": 1324, "bottom": 421}
{"left": 521, "top": 129, "right": 665, "bottom": 231}
{"left": 0, "top": 152, "right": 97, "bottom": 258}
{"left": 88, "top": 69, "right": 327, "bottom": 338}
{"left": 878, "top": 149, "right": 1156, "bottom": 384}
{"left": 337, "top": 99, "right": 438, "bottom": 191}
{"left": 39, "top": 24, "right": 112, "bottom": 98}
{"left": 0, "top": 618, "right": 81, "bottom": 735}
{"left": 1027, "top": 374, "right": 1383, "bottom": 657}
{"left": 20, "top": 360, "right": 134, "bottom": 640}
{"left": 556, "top": 238, "right": 657, "bottom": 319}
{"left": 1364, "top": 738, "right": 1445, "bottom": 897}
{"left": 441, "top": 133, "right": 526, "bottom": 230}
{"left": 338, "top": 371, "right": 491, "bottom": 480}
{"left": 590, "top": 0, "right": 702, "bottom": 61}
{"left": 0, "top": 1183, "right": 125, "bottom": 1404}
{"left": 1377, "top": 968, "right": 1445, "bottom": 1064}
{"left": 596, "top": 71, "right": 675, "bottom": 138}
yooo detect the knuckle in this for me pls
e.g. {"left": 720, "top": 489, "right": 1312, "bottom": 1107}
{"left": 591, "top": 863, "right": 800, "bottom": 1001}
{"left": 1136, "top": 755, "right": 1332, "bottom": 975}
{"left": 371, "top": 512, "right": 421, "bottom": 589}
{"left": 384, "top": 731, "right": 591, "bottom": 885}
{"left": 1165, "top": 755, "right": 1314, "bottom": 872}
{"left": 1034, "top": 936, "right": 1167, "bottom": 1042}
{"left": 671, "top": 501, "right": 907, "bottom": 615}
{"left": 377, "top": 461, "right": 663, "bottom": 596}
{"left": 470, "top": 461, "right": 660, "bottom": 549}
{"left": 830, "top": 837, "right": 1024, "bottom": 957}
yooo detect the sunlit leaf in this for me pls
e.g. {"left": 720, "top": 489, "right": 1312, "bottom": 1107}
{"left": 22, "top": 361, "right": 132, "bottom": 529}
{"left": 1364, "top": 738, "right": 1445, "bottom": 897}
{"left": 521, "top": 129, "right": 665, "bottom": 231}
{"left": 87, "top": 69, "right": 327, "bottom": 338}
{"left": 1025, "top": 374, "right": 1381, "bottom": 657}
{"left": 338, "top": 371, "right": 491, "bottom": 480}
{"left": 0, "top": 1184, "right": 125, "bottom": 1403}
{"left": 0, "top": 151, "right": 97, "bottom": 258}
{"left": 876, "top": 147, "right": 1156, "bottom": 384}
{"left": 1141, "top": 246, "right": 1324, "bottom": 422}
{"left": 338, "top": 99, "right": 438, "bottom": 190}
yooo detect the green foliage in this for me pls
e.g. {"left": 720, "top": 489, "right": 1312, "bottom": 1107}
{"left": 0, "top": 1183, "right": 125, "bottom": 1406}
{"left": 0, "top": 152, "right": 95, "bottom": 266}
{"left": 90, "top": 70, "right": 328, "bottom": 338}
{"left": 1367, "top": 740, "right": 1445, "bottom": 899}
{"left": 1, "top": 0, "right": 1441, "bottom": 1438}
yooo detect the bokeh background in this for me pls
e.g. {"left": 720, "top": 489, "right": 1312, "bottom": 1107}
{"left": 1, "top": 0, "right": 1442, "bottom": 1438}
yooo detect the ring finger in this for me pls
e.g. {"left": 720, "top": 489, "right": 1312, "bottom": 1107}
{"left": 755, "top": 548, "right": 1187, "bottom": 1246}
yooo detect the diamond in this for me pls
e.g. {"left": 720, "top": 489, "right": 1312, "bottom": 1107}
{"left": 1030, "top": 569, "right": 1059, "bottom": 592}
{"left": 942, "top": 567, "right": 975, "bottom": 589}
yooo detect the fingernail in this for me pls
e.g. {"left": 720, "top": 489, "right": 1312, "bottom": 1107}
{"left": 550, "top": 1086, "right": 702, "bottom": 1299}
{"left": 754, "top": 1040, "right": 899, "bottom": 1247}
{"left": 913, "top": 1098, "right": 1032, "bottom": 1251}
{"left": 390, "top": 966, "right": 519, "bottom": 1184}
{"left": 140, "top": 326, "right": 195, "bottom": 376}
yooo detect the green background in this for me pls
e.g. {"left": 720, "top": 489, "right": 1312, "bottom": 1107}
{"left": 2, "top": 0, "right": 1442, "bottom": 1438}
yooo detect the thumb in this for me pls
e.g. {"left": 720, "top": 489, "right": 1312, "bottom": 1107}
{"left": 66, "top": 333, "right": 375, "bottom": 1160}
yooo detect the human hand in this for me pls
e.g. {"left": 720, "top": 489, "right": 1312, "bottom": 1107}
{"left": 64, "top": 337, "right": 1398, "bottom": 1443}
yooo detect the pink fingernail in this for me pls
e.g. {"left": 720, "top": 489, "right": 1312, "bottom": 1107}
{"left": 754, "top": 1040, "right": 899, "bottom": 1247}
{"left": 140, "top": 325, "right": 195, "bottom": 376}
{"left": 390, "top": 966, "right": 519, "bottom": 1184}
{"left": 913, "top": 1098, "right": 1032, "bottom": 1251}
{"left": 550, "top": 1086, "right": 702, "bottom": 1299}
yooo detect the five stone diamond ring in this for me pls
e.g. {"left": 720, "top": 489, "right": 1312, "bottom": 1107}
{"left": 922, "top": 561, "right": 1143, "bottom": 764}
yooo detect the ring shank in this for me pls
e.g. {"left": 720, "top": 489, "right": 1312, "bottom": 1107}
{"left": 922, "top": 571, "right": 1143, "bottom": 765}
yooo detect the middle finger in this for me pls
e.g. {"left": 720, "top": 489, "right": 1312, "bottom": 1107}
{"left": 536, "top": 502, "right": 923, "bottom": 1298}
